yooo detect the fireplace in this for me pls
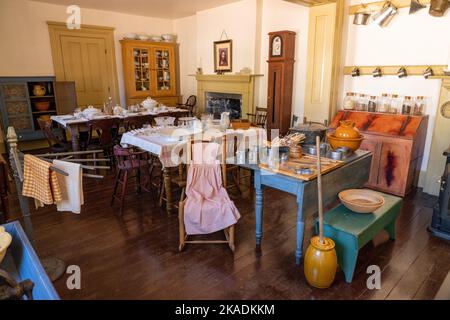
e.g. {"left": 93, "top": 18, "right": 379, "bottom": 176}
{"left": 194, "top": 74, "right": 262, "bottom": 119}
{"left": 205, "top": 92, "right": 242, "bottom": 119}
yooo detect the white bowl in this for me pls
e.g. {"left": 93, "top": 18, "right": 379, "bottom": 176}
{"left": 138, "top": 34, "right": 149, "bottom": 41}
{"left": 151, "top": 36, "right": 162, "bottom": 42}
{"left": 161, "top": 34, "right": 174, "bottom": 42}
{"left": 124, "top": 33, "right": 137, "bottom": 40}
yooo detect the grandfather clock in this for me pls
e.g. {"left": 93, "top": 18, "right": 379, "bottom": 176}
{"left": 266, "top": 30, "right": 296, "bottom": 137}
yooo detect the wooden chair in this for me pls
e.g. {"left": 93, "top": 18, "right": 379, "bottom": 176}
{"left": 223, "top": 132, "right": 244, "bottom": 194}
{"left": 37, "top": 118, "right": 71, "bottom": 153}
{"left": 111, "top": 145, "right": 151, "bottom": 215}
{"left": 246, "top": 107, "right": 267, "bottom": 128}
{"left": 178, "top": 137, "right": 236, "bottom": 252}
{"left": 86, "top": 118, "right": 121, "bottom": 165}
{"left": 177, "top": 95, "right": 197, "bottom": 117}
{"left": 123, "top": 115, "right": 152, "bottom": 131}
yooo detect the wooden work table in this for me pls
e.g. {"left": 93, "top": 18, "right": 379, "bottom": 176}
{"left": 243, "top": 150, "right": 372, "bottom": 264}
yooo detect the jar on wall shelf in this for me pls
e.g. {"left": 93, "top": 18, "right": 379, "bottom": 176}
{"left": 343, "top": 92, "right": 355, "bottom": 110}
{"left": 368, "top": 96, "right": 377, "bottom": 112}
{"left": 356, "top": 94, "right": 368, "bottom": 111}
{"left": 402, "top": 96, "right": 413, "bottom": 115}
{"left": 390, "top": 94, "right": 402, "bottom": 114}
{"left": 413, "top": 96, "right": 426, "bottom": 115}
{"left": 378, "top": 93, "right": 391, "bottom": 113}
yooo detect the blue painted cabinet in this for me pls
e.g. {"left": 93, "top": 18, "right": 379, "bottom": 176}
{"left": 1, "top": 221, "right": 60, "bottom": 300}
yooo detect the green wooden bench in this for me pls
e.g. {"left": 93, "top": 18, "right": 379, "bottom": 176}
{"left": 315, "top": 192, "right": 402, "bottom": 283}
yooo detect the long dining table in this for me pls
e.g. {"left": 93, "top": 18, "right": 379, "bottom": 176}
{"left": 120, "top": 125, "right": 266, "bottom": 213}
{"left": 51, "top": 108, "right": 189, "bottom": 151}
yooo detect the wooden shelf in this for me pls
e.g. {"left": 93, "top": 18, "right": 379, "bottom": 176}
{"left": 344, "top": 65, "right": 447, "bottom": 77}
{"left": 349, "top": 0, "right": 430, "bottom": 15}
{"left": 32, "top": 110, "right": 57, "bottom": 114}
{"left": 30, "top": 95, "right": 54, "bottom": 99}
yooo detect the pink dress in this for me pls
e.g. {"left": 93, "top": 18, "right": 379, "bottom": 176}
{"left": 184, "top": 143, "right": 241, "bottom": 235}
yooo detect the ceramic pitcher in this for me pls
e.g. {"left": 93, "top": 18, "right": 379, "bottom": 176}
{"left": 220, "top": 112, "right": 230, "bottom": 129}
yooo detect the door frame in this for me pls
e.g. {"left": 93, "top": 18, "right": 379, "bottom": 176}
{"left": 47, "top": 21, "right": 120, "bottom": 106}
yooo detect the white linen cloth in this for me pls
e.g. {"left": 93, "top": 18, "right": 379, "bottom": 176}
{"left": 52, "top": 159, "right": 84, "bottom": 214}
{"left": 120, "top": 127, "right": 266, "bottom": 168}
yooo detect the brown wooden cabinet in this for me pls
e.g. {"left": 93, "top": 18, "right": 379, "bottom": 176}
{"left": 266, "top": 31, "right": 296, "bottom": 137}
{"left": 120, "top": 40, "right": 179, "bottom": 106}
{"left": 330, "top": 111, "right": 429, "bottom": 197}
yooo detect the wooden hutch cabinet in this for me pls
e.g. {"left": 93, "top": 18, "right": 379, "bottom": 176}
{"left": 0, "top": 77, "right": 76, "bottom": 141}
{"left": 330, "top": 111, "right": 429, "bottom": 197}
{"left": 120, "top": 40, "right": 179, "bottom": 107}
{"left": 266, "top": 31, "right": 296, "bottom": 137}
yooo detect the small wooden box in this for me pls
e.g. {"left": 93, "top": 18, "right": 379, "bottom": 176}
{"left": 231, "top": 119, "right": 251, "bottom": 130}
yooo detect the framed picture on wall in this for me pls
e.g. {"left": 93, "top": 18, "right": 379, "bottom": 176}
{"left": 214, "top": 40, "right": 232, "bottom": 73}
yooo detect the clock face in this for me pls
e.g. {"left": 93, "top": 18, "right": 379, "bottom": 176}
{"left": 271, "top": 36, "right": 282, "bottom": 57}
{"left": 441, "top": 101, "right": 450, "bottom": 119}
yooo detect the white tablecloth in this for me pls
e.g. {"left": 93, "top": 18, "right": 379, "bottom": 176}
{"left": 120, "top": 127, "right": 266, "bottom": 167}
{"left": 51, "top": 108, "right": 188, "bottom": 128}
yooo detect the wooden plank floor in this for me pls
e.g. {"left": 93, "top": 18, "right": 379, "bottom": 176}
{"left": 6, "top": 170, "right": 450, "bottom": 300}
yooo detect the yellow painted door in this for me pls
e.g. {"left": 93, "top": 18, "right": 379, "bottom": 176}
{"left": 303, "top": 3, "right": 339, "bottom": 123}
{"left": 60, "top": 36, "right": 110, "bottom": 107}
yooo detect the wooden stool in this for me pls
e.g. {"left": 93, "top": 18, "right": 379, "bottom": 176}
{"left": 315, "top": 192, "right": 402, "bottom": 283}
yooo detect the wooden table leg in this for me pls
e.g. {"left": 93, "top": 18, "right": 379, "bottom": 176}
{"left": 163, "top": 167, "right": 173, "bottom": 213}
{"left": 254, "top": 170, "right": 263, "bottom": 248}
{"left": 295, "top": 184, "right": 306, "bottom": 265}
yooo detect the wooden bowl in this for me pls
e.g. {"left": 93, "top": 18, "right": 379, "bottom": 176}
{"left": 0, "top": 227, "right": 12, "bottom": 264}
{"left": 327, "top": 133, "right": 363, "bottom": 151}
{"left": 338, "top": 189, "right": 385, "bottom": 213}
{"left": 34, "top": 101, "right": 51, "bottom": 111}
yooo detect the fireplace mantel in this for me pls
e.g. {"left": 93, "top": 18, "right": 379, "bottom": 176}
{"left": 192, "top": 74, "right": 263, "bottom": 118}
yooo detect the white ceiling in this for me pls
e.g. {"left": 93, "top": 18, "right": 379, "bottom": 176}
{"left": 33, "top": 0, "right": 242, "bottom": 19}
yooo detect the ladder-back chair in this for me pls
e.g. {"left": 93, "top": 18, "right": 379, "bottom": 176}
{"left": 178, "top": 136, "right": 237, "bottom": 252}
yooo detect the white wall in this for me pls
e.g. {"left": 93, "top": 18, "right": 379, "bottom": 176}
{"left": 173, "top": 0, "right": 310, "bottom": 116}
{"left": 173, "top": 15, "right": 198, "bottom": 101}
{"left": 342, "top": 3, "right": 450, "bottom": 173}
{"left": 0, "top": 0, "right": 174, "bottom": 106}
{"left": 257, "top": 0, "right": 309, "bottom": 117}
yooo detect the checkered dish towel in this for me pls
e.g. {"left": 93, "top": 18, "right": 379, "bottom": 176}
{"left": 22, "top": 154, "right": 63, "bottom": 205}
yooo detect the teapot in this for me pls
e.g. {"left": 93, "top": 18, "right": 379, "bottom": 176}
{"left": 33, "top": 84, "right": 46, "bottom": 97}
{"left": 220, "top": 112, "right": 230, "bottom": 129}
{"left": 113, "top": 105, "right": 123, "bottom": 115}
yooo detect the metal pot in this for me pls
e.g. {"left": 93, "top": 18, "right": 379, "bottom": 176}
{"left": 353, "top": 12, "right": 371, "bottom": 25}
{"left": 289, "top": 120, "right": 328, "bottom": 145}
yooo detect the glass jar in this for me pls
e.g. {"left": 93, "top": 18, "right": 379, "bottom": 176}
{"left": 390, "top": 94, "right": 402, "bottom": 114}
{"left": 368, "top": 96, "right": 377, "bottom": 112}
{"left": 413, "top": 96, "right": 426, "bottom": 115}
{"left": 402, "top": 96, "right": 413, "bottom": 115}
{"left": 356, "top": 94, "right": 368, "bottom": 111}
{"left": 343, "top": 92, "right": 355, "bottom": 110}
{"left": 378, "top": 93, "right": 391, "bottom": 113}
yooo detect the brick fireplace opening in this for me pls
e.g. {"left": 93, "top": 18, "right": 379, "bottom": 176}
{"left": 205, "top": 92, "right": 242, "bottom": 119}
{"left": 193, "top": 74, "right": 262, "bottom": 119}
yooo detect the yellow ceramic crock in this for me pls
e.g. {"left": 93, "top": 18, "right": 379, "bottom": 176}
{"left": 304, "top": 236, "right": 337, "bottom": 289}
{"left": 335, "top": 120, "right": 360, "bottom": 139}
